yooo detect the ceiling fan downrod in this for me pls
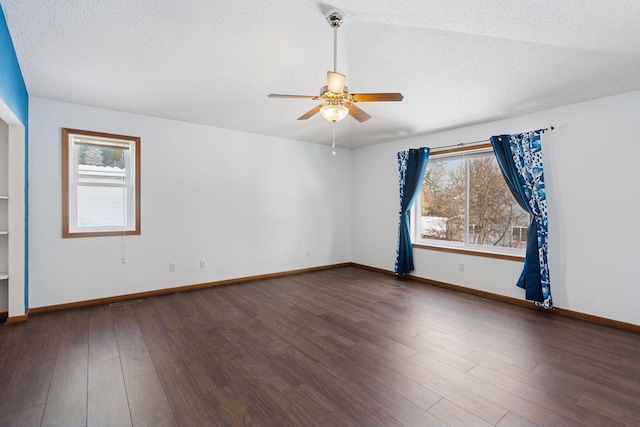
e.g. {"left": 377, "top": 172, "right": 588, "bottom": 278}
{"left": 327, "top": 12, "right": 343, "bottom": 73}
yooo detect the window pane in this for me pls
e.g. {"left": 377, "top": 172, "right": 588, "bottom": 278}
{"left": 77, "top": 144, "right": 126, "bottom": 168}
{"left": 415, "top": 149, "right": 529, "bottom": 254}
{"left": 77, "top": 186, "right": 128, "bottom": 227}
{"left": 419, "top": 157, "right": 465, "bottom": 243}
{"left": 467, "top": 156, "right": 529, "bottom": 249}
{"left": 78, "top": 144, "right": 127, "bottom": 185}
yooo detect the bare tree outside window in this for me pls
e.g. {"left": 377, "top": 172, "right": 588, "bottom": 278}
{"left": 417, "top": 149, "right": 529, "bottom": 250}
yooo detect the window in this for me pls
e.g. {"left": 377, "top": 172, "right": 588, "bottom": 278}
{"left": 413, "top": 144, "right": 528, "bottom": 255}
{"left": 512, "top": 226, "right": 528, "bottom": 244}
{"left": 62, "top": 128, "right": 140, "bottom": 238}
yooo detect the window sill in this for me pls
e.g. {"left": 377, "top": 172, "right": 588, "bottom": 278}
{"left": 412, "top": 243, "right": 524, "bottom": 262}
{"left": 63, "top": 229, "right": 140, "bottom": 238}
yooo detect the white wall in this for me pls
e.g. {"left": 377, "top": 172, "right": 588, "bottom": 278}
{"left": 26, "top": 92, "right": 640, "bottom": 326}
{"left": 352, "top": 90, "right": 640, "bottom": 326}
{"left": 28, "top": 98, "right": 352, "bottom": 308}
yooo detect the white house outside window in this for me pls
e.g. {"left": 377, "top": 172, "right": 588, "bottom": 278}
{"left": 62, "top": 128, "right": 140, "bottom": 238}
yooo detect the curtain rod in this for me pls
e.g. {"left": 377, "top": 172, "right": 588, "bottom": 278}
{"left": 431, "top": 126, "right": 554, "bottom": 152}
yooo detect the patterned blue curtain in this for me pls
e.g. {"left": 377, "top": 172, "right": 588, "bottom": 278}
{"left": 490, "top": 131, "right": 552, "bottom": 308}
{"left": 395, "top": 148, "right": 430, "bottom": 275}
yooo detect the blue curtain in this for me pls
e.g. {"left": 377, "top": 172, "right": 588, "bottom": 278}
{"left": 395, "top": 148, "right": 430, "bottom": 275}
{"left": 490, "top": 131, "right": 552, "bottom": 308}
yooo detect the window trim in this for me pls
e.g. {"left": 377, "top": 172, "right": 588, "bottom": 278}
{"left": 411, "top": 142, "right": 526, "bottom": 260}
{"left": 62, "top": 128, "right": 141, "bottom": 238}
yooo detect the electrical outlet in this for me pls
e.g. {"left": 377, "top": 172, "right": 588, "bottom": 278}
{"left": 200, "top": 259, "right": 206, "bottom": 268}
{"left": 169, "top": 262, "right": 176, "bottom": 272}
{"left": 458, "top": 262, "right": 464, "bottom": 271}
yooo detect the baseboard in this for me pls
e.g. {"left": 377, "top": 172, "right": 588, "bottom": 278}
{"left": 27, "top": 263, "right": 352, "bottom": 316}
{"left": 552, "top": 307, "right": 640, "bottom": 333}
{"left": 14, "top": 262, "right": 640, "bottom": 334}
{"left": 351, "top": 263, "right": 640, "bottom": 334}
{"left": 0, "top": 311, "right": 7, "bottom": 322}
{"left": 6, "top": 311, "right": 28, "bottom": 324}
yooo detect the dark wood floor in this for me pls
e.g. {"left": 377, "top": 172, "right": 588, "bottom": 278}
{"left": 1, "top": 266, "right": 639, "bottom": 426}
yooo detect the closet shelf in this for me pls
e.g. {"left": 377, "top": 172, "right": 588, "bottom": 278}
{"left": 0, "top": 273, "right": 7, "bottom": 280}
{"left": 0, "top": 196, "right": 7, "bottom": 199}
{"left": 0, "top": 231, "right": 7, "bottom": 235}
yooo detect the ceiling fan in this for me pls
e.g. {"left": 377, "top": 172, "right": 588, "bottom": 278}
{"left": 268, "top": 12, "right": 403, "bottom": 125}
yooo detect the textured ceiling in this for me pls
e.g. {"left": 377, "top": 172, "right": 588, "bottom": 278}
{"left": 3, "top": 0, "right": 640, "bottom": 148}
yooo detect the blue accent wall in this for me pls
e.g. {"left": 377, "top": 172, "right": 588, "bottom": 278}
{"left": 0, "top": 6, "right": 28, "bottom": 124}
{"left": 0, "top": 5, "right": 29, "bottom": 311}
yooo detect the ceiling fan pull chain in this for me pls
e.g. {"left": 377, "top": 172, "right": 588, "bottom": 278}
{"left": 332, "top": 122, "right": 337, "bottom": 155}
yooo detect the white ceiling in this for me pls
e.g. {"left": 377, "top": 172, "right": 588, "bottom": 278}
{"left": 3, "top": 0, "right": 640, "bottom": 148}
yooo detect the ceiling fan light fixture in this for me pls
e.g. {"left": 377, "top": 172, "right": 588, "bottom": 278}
{"left": 320, "top": 103, "right": 349, "bottom": 122}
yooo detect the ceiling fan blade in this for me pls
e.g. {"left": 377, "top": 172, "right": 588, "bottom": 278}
{"left": 268, "top": 94, "right": 318, "bottom": 99}
{"left": 351, "top": 93, "right": 404, "bottom": 102}
{"left": 327, "top": 71, "right": 346, "bottom": 93}
{"left": 346, "top": 103, "right": 371, "bottom": 123}
{"left": 297, "top": 105, "right": 323, "bottom": 120}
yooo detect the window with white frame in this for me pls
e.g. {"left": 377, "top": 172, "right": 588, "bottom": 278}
{"left": 62, "top": 128, "right": 140, "bottom": 238}
{"left": 413, "top": 144, "right": 529, "bottom": 255}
